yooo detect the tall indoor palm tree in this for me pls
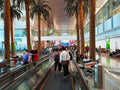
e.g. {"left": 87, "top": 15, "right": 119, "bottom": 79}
{"left": 89, "top": 0, "right": 96, "bottom": 60}
{"left": 65, "top": 0, "right": 96, "bottom": 60}
{"left": 79, "top": 1, "right": 84, "bottom": 55}
{"left": 64, "top": 0, "right": 80, "bottom": 53}
{"left": 1, "top": 5, "right": 22, "bottom": 56}
{"left": 30, "top": 0, "right": 50, "bottom": 54}
{"left": 10, "top": 5, "right": 22, "bottom": 56}
{"left": 79, "top": 0, "right": 89, "bottom": 56}
{"left": 4, "top": 0, "right": 11, "bottom": 60}
{"left": 14, "top": 0, "right": 31, "bottom": 52}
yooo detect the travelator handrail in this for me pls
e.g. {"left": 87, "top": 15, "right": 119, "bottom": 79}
{"left": 72, "top": 57, "right": 90, "bottom": 90}
{"left": 0, "top": 53, "right": 50, "bottom": 75}
{"left": 0, "top": 53, "right": 54, "bottom": 90}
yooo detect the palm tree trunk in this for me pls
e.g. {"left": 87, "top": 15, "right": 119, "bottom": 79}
{"left": 79, "top": 1, "right": 84, "bottom": 56}
{"left": 4, "top": 0, "right": 11, "bottom": 60}
{"left": 38, "top": 13, "right": 41, "bottom": 54}
{"left": 25, "top": 0, "right": 31, "bottom": 52}
{"left": 90, "top": 0, "right": 96, "bottom": 60}
{"left": 76, "top": 14, "right": 80, "bottom": 53}
{"left": 11, "top": 18, "right": 15, "bottom": 56}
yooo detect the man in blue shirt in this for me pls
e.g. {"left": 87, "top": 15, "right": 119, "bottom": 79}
{"left": 23, "top": 50, "right": 29, "bottom": 64}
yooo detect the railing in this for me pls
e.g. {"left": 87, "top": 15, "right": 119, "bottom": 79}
{"left": 0, "top": 53, "right": 50, "bottom": 75}
{"left": 0, "top": 53, "right": 54, "bottom": 90}
{"left": 71, "top": 57, "right": 90, "bottom": 90}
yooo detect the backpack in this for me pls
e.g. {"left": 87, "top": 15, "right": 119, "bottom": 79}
{"left": 69, "top": 51, "right": 73, "bottom": 60}
{"left": 54, "top": 54, "right": 59, "bottom": 62}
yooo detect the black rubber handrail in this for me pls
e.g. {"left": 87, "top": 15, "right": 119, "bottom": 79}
{"left": 72, "top": 58, "right": 90, "bottom": 90}
{"left": 2, "top": 57, "right": 51, "bottom": 90}
{"left": 0, "top": 53, "right": 51, "bottom": 76}
{"left": 0, "top": 53, "right": 49, "bottom": 69}
{"left": 0, "top": 53, "right": 53, "bottom": 90}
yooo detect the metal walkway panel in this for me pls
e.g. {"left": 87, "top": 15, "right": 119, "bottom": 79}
{"left": 43, "top": 71, "right": 73, "bottom": 90}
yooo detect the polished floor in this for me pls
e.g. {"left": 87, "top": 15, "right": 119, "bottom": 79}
{"left": 87, "top": 54, "right": 120, "bottom": 90}
{"left": 1, "top": 52, "right": 120, "bottom": 90}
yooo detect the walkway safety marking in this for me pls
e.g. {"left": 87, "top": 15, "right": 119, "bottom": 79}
{"left": 105, "top": 68, "right": 120, "bottom": 81}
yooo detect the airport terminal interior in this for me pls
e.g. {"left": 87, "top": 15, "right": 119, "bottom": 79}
{"left": 0, "top": 0, "right": 120, "bottom": 90}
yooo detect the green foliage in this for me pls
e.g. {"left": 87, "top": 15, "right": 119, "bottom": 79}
{"left": 64, "top": 0, "right": 89, "bottom": 17}
{"left": 106, "top": 39, "right": 110, "bottom": 49}
{"left": 30, "top": 0, "right": 51, "bottom": 21}
{"left": 1, "top": 4, "right": 23, "bottom": 20}
{"left": 0, "top": 0, "right": 4, "bottom": 11}
{"left": 14, "top": 42, "right": 16, "bottom": 50}
{"left": 64, "top": 0, "right": 79, "bottom": 18}
{"left": 30, "top": 43, "right": 32, "bottom": 49}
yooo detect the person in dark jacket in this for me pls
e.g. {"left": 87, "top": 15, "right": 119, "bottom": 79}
{"left": 54, "top": 49, "right": 61, "bottom": 71}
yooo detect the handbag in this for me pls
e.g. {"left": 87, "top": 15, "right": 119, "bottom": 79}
{"left": 61, "top": 61, "right": 69, "bottom": 65}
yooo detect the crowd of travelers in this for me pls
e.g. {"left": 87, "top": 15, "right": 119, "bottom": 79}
{"left": 53, "top": 46, "right": 73, "bottom": 79}
{"left": 12, "top": 44, "right": 95, "bottom": 78}
{"left": 22, "top": 46, "right": 39, "bottom": 65}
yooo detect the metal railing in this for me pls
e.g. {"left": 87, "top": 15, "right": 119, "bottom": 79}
{"left": 70, "top": 55, "right": 90, "bottom": 90}
{"left": 0, "top": 53, "right": 54, "bottom": 90}
{"left": 0, "top": 53, "right": 50, "bottom": 75}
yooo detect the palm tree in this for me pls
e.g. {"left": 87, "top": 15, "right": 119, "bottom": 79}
{"left": 79, "top": 0, "right": 89, "bottom": 56}
{"left": 4, "top": 0, "right": 11, "bottom": 60}
{"left": 14, "top": 0, "right": 31, "bottom": 52}
{"left": 0, "top": 0, "right": 4, "bottom": 11}
{"left": 79, "top": 1, "right": 84, "bottom": 55}
{"left": 64, "top": 0, "right": 80, "bottom": 53}
{"left": 89, "top": 0, "right": 96, "bottom": 60}
{"left": 10, "top": 5, "right": 22, "bottom": 56}
{"left": 1, "top": 5, "right": 22, "bottom": 56}
{"left": 30, "top": 0, "right": 50, "bottom": 54}
{"left": 65, "top": 0, "right": 89, "bottom": 56}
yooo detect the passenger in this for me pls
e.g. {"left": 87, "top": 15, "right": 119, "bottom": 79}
{"left": 73, "top": 47, "right": 77, "bottom": 57}
{"left": 54, "top": 49, "right": 61, "bottom": 72}
{"left": 76, "top": 51, "right": 80, "bottom": 63}
{"left": 13, "top": 56, "right": 18, "bottom": 66}
{"left": 23, "top": 50, "right": 29, "bottom": 64}
{"left": 58, "top": 48, "right": 62, "bottom": 71}
{"left": 30, "top": 46, "right": 39, "bottom": 65}
{"left": 60, "top": 46, "right": 70, "bottom": 78}
{"left": 85, "top": 45, "right": 89, "bottom": 56}
{"left": 83, "top": 56, "right": 90, "bottom": 62}
{"left": 66, "top": 47, "right": 73, "bottom": 61}
{"left": 32, "top": 50, "right": 39, "bottom": 61}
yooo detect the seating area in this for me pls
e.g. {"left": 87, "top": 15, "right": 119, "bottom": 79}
{"left": 100, "top": 48, "right": 110, "bottom": 53}
{"left": 109, "top": 49, "right": 120, "bottom": 58}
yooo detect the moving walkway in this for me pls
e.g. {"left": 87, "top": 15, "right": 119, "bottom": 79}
{"left": 0, "top": 53, "right": 89, "bottom": 90}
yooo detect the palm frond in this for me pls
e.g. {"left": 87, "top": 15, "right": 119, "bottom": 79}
{"left": 30, "top": 0, "right": 51, "bottom": 21}
{"left": 1, "top": 5, "right": 22, "bottom": 20}
{"left": 0, "top": 0, "right": 4, "bottom": 11}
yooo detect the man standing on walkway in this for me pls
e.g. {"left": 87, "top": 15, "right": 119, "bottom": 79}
{"left": 54, "top": 49, "right": 61, "bottom": 72}
{"left": 60, "top": 46, "right": 70, "bottom": 78}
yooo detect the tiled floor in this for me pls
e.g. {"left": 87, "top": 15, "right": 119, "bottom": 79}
{"left": 85, "top": 54, "right": 120, "bottom": 90}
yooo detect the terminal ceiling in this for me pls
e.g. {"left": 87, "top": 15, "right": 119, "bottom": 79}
{"left": 31, "top": 0, "right": 105, "bottom": 36}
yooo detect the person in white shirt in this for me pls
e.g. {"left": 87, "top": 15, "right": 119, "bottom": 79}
{"left": 60, "top": 46, "right": 70, "bottom": 78}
